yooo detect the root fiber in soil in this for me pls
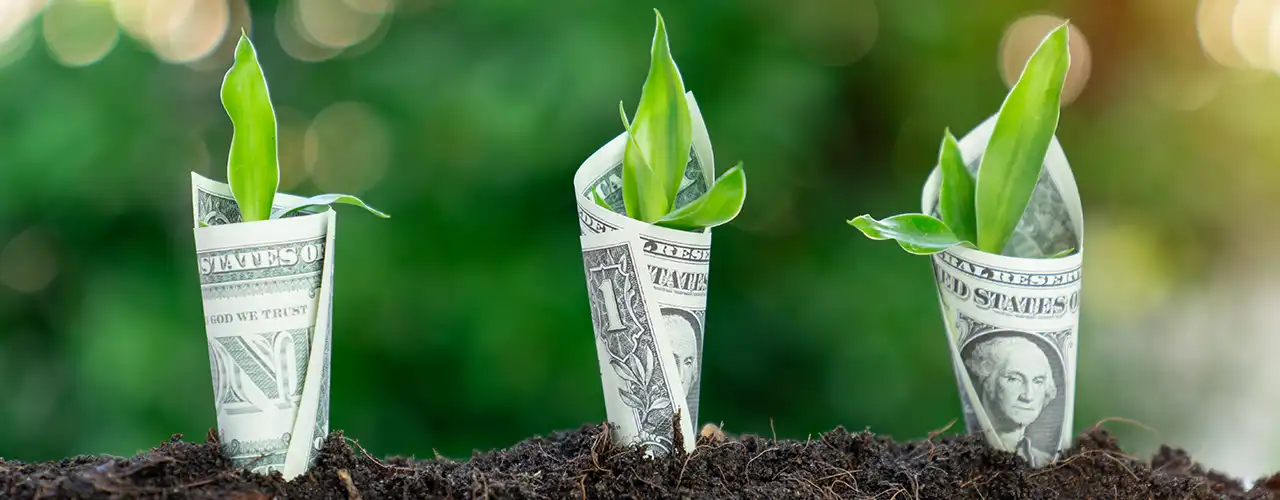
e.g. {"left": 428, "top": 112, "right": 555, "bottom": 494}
{"left": 3, "top": 423, "right": 1279, "bottom": 499}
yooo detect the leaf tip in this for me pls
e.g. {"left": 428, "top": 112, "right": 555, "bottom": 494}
{"left": 651, "top": 9, "right": 670, "bottom": 51}
{"left": 234, "top": 30, "right": 255, "bottom": 60}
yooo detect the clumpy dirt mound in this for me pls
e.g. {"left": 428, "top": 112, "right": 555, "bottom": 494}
{"left": 3, "top": 423, "right": 1278, "bottom": 499}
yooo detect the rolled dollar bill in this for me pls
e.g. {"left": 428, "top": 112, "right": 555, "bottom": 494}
{"left": 191, "top": 173, "right": 334, "bottom": 480}
{"left": 921, "top": 116, "right": 1083, "bottom": 467}
{"left": 573, "top": 93, "right": 714, "bottom": 455}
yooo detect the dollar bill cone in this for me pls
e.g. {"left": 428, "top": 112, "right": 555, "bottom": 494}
{"left": 922, "top": 117, "right": 1083, "bottom": 468}
{"left": 846, "top": 25, "right": 1084, "bottom": 467}
{"left": 192, "top": 174, "right": 337, "bottom": 480}
{"left": 190, "top": 31, "right": 386, "bottom": 479}
{"left": 573, "top": 11, "right": 748, "bottom": 455}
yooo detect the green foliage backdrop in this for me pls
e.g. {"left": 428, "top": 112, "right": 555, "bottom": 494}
{"left": 3, "top": 0, "right": 1279, "bottom": 479}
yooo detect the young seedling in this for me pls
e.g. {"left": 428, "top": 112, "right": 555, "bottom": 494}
{"left": 849, "top": 24, "right": 1071, "bottom": 258}
{"left": 221, "top": 30, "right": 389, "bottom": 223}
{"left": 572, "top": 10, "right": 747, "bottom": 457}
{"left": 192, "top": 31, "right": 391, "bottom": 480}
{"left": 597, "top": 10, "right": 746, "bottom": 231}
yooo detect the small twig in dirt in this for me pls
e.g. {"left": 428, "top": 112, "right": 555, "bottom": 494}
{"left": 817, "top": 464, "right": 860, "bottom": 491}
{"left": 575, "top": 474, "right": 587, "bottom": 500}
{"left": 586, "top": 425, "right": 613, "bottom": 473}
{"left": 345, "top": 437, "right": 414, "bottom": 472}
{"left": 1101, "top": 452, "right": 1141, "bottom": 481}
{"left": 745, "top": 447, "right": 777, "bottom": 476}
{"left": 675, "top": 447, "right": 701, "bottom": 489}
{"left": 787, "top": 474, "right": 826, "bottom": 499}
{"left": 769, "top": 464, "right": 793, "bottom": 482}
{"left": 819, "top": 434, "right": 839, "bottom": 453}
{"left": 337, "top": 469, "right": 362, "bottom": 500}
{"left": 1088, "top": 416, "right": 1160, "bottom": 440}
{"left": 925, "top": 418, "right": 956, "bottom": 462}
{"left": 206, "top": 428, "right": 220, "bottom": 445}
{"left": 880, "top": 485, "right": 909, "bottom": 500}
{"left": 1028, "top": 449, "right": 1139, "bottom": 479}
{"left": 770, "top": 417, "right": 778, "bottom": 446}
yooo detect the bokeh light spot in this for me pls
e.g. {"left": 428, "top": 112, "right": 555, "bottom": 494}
{"left": 0, "top": 0, "right": 49, "bottom": 44}
{"left": 145, "top": 0, "right": 229, "bottom": 64}
{"left": 277, "top": 0, "right": 340, "bottom": 62}
{"left": 0, "top": 21, "right": 37, "bottom": 69}
{"left": 999, "top": 14, "right": 1092, "bottom": 105}
{"left": 296, "top": 0, "right": 385, "bottom": 50}
{"left": 305, "top": 102, "right": 391, "bottom": 195}
{"left": 109, "top": 0, "right": 147, "bottom": 41}
{"left": 1231, "top": 0, "right": 1273, "bottom": 69}
{"left": 1199, "top": 0, "right": 1248, "bottom": 68}
{"left": 42, "top": 0, "right": 119, "bottom": 68}
{"left": 0, "top": 227, "right": 59, "bottom": 294}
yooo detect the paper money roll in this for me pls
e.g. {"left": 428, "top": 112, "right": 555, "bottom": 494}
{"left": 191, "top": 173, "right": 335, "bottom": 480}
{"left": 573, "top": 93, "right": 716, "bottom": 455}
{"left": 922, "top": 117, "right": 1084, "bottom": 467}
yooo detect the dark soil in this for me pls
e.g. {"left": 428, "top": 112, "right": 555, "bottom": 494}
{"left": 3, "top": 423, "right": 1279, "bottom": 499}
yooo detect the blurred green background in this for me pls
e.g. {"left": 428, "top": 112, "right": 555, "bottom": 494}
{"left": 3, "top": 0, "right": 1280, "bottom": 481}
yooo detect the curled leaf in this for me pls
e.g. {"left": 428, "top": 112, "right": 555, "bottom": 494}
{"left": 274, "top": 193, "right": 390, "bottom": 219}
{"left": 656, "top": 163, "right": 745, "bottom": 230}
{"left": 848, "top": 214, "right": 971, "bottom": 255}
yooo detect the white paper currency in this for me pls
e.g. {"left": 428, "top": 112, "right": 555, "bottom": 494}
{"left": 573, "top": 93, "right": 714, "bottom": 455}
{"left": 921, "top": 116, "right": 1083, "bottom": 467}
{"left": 191, "top": 173, "right": 334, "bottom": 480}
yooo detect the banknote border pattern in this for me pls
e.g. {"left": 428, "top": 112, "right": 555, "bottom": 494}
{"left": 201, "top": 274, "right": 324, "bottom": 301}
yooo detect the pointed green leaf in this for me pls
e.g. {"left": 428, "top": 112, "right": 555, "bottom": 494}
{"left": 848, "top": 214, "right": 970, "bottom": 255}
{"left": 629, "top": 9, "right": 692, "bottom": 212}
{"left": 274, "top": 193, "right": 390, "bottom": 219}
{"left": 656, "top": 162, "right": 745, "bottom": 230}
{"left": 592, "top": 186, "right": 614, "bottom": 212}
{"left": 621, "top": 102, "right": 672, "bottom": 222}
{"left": 975, "top": 23, "right": 1070, "bottom": 254}
{"left": 221, "top": 31, "right": 280, "bottom": 223}
{"left": 938, "top": 129, "right": 976, "bottom": 243}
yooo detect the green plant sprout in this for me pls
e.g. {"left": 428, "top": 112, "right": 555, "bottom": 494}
{"left": 221, "top": 31, "right": 388, "bottom": 223}
{"left": 596, "top": 10, "right": 746, "bottom": 231}
{"left": 849, "top": 23, "right": 1071, "bottom": 257}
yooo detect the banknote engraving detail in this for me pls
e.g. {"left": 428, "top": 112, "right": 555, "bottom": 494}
{"left": 957, "top": 317, "right": 1069, "bottom": 468}
{"left": 573, "top": 93, "right": 714, "bottom": 454}
{"left": 192, "top": 173, "right": 334, "bottom": 479}
{"left": 921, "top": 116, "right": 1083, "bottom": 469}
{"left": 584, "top": 243, "right": 678, "bottom": 454}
